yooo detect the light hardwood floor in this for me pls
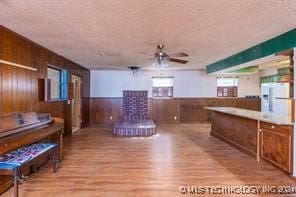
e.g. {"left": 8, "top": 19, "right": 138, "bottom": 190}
{"left": 3, "top": 124, "right": 296, "bottom": 197}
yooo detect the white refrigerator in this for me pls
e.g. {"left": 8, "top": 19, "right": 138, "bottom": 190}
{"left": 261, "top": 83, "right": 291, "bottom": 117}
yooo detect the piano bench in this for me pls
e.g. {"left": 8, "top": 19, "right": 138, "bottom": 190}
{"left": 0, "top": 143, "right": 58, "bottom": 197}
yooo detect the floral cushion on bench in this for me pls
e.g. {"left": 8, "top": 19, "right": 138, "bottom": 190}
{"left": 0, "top": 143, "right": 56, "bottom": 165}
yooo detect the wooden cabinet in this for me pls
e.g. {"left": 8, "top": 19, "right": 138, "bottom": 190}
{"left": 260, "top": 122, "right": 292, "bottom": 173}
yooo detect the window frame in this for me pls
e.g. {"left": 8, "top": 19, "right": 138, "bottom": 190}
{"left": 152, "top": 76, "right": 174, "bottom": 98}
{"left": 216, "top": 77, "right": 238, "bottom": 97}
{"left": 47, "top": 64, "right": 68, "bottom": 101}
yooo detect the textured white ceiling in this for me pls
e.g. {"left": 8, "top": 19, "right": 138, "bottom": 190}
{"left": 0, "top": 0, "right": 296, "bottom": 70}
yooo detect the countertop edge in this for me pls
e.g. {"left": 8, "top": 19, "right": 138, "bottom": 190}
{"left": 205, "top": 107, "right": 293, "bottom": 126}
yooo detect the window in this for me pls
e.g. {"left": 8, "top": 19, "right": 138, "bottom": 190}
{"left": 217, "top": 77, "right": 238, "bottom": 97}
{"left": 152, "top": 77, "right": 174, "bottom": 97}
{"left": 47, "top": 66, "right": 67, "bottom": 100}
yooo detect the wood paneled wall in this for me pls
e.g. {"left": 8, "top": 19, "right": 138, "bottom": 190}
{"left": 90, "top": 97, "right": 260, "bottom": 125}
{"left": 0, "top": 25, "right": 90, "bottom": 136}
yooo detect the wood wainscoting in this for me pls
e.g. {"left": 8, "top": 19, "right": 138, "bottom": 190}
{"left": 90, "top": 97, "right": 260, "bottom": 125}
{"left": 0, "top": 25, "right": 90, "bottom": 136}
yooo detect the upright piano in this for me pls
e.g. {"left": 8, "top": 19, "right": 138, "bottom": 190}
{"left": 0, "top": 112, "right": 64, "bottom": 193}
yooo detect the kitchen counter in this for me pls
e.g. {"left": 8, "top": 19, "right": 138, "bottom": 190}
{"left": 206, "top": 107, "right": 293, "bottom": 173}
{"left": 205, "top": 107, "right": 293, "bottom": 125}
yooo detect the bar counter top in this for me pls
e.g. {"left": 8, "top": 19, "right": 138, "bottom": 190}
{"left": 205, "top": 107, "right": 293, "bottom": 126}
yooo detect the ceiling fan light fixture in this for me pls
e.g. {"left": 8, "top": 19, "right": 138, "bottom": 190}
{"left": 153, "top": 58, "right": 169, "bottom": 69}
{"left": 151, "top": 44, "right": 189, "bottom": 69}
{"left": 153, "top": 62, "right": 161, "bottom": 69}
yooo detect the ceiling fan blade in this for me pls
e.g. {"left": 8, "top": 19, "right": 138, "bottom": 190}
{"left": 170, "top": 52, "right": 189, "bottom": 57}
{"left": 168, "top": 58, "right": 188, "bottom": 64}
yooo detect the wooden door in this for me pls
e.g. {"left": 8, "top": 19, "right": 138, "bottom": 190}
{"left": 71, "top": 75, "right": 81, "bottom": 132}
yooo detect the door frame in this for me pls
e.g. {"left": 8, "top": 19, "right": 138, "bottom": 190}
{"left": 71, "top": 73, "right": 83, "bottom": 132}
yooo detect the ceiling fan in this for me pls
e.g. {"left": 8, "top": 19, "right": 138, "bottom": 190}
{"left": 152, "top": 44, "right": 189, "bottom": 66}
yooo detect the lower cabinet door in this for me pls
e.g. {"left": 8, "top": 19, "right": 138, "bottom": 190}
{"left": 260, "top": 128, "right": 291, "bottom": 173}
